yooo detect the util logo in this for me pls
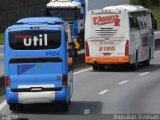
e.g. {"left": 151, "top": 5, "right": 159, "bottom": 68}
{"left": 93, "top": 15, "right": 120, "bottom": 26}
{"left": 16, "top": 34, "right": 48, "bottom": 46}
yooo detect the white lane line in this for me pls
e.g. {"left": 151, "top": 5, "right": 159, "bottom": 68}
{"left": 0, "top": 100, "right": 7, "bottom": 111}
{"left": 118, "top": 80, "right": 129, "bottom": 85}
{"left": 74, "top": 68, "right": 92, "bottom": 75}
{"left": 98, "top": 90, "right": 109, "bottom": 95}
{"left": 84, "top": 109, "right": 90, "bottom": 115}
{"left": 154, "top": 51, "right": 160, "bottom": 53}
{"left": 139, "top": 72, "right": 150, "bottom": 76}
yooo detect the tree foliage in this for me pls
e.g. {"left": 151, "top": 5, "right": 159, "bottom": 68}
{"left": 131, "top": 0, "right": 160, "bottom": 7}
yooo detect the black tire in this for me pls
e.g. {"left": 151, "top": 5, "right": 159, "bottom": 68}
{"left": 93, "top": 65, "right": 98, "bottom": 71}
{"left": 68, "top": 91, "right": 71, "bottom": 105}
{"left": 143, "top": 49, "right": 151, "bottom": 66}
{"left": 62, "top": 102, "right": 69, "bottom": 112}
{"left": 99, "top": 65, "right": 105, "bottom": 71}
{"left": 93, "top": 65, "right": 105, "bottom": 71}
{"left": 130, "top": 52, "right": 138, "bottom": 71}
{"left": 9, "top": 104, "right": 17, "bottom": 111}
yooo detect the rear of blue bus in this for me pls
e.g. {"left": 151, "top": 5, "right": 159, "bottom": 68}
{"left": 4, "top": 24, "right": 71, "bottom": 108}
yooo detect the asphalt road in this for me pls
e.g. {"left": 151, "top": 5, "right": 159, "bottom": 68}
{"left": 0, "top": 50, "right": 160, "bottom": 120}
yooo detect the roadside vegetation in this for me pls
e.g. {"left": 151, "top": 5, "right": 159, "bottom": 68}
{"left": 131, "top": 0, "right": 160, "bottom": 30}
{"left": 0, "top": 0, "right": 159, "bottom": 45}
{"left": 0, "top": 33, "right": 4, "bottom": 45}
{"left": 151, "top": 6, "right": 160, "bottom": 30}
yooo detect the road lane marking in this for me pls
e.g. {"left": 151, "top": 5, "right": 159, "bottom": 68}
{"left": 139, "top": 72, "right": 150, "bottom": 76}
{"left": 74, "top": 68, "right": 92, "bottom": 75}
{"left": 98, "top": 90, "right": 109, "bottom": 95}
{"left": 118, "top": 80, "right": 129, "bottom": 85}
{"left": 0, "top": 100, "right": 7, "bottom": 111}
{"left": 154, "top": 51, "right": 160, "bottom": 53}
{"left": 84, "top": 109, "right": 90, "bottom": 115}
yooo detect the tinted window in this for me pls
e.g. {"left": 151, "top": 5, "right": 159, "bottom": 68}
{"left": 9, "top": 30, "right": 61, "bottom": 50}
{"left": 46, "top": 8, "right": 77, "bottom": 21}
{"left": 129, "top": 17, "right": 138, "bottom": 30}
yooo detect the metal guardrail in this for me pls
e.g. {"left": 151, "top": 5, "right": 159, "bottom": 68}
{"left": 154, "top": 31, "right": 160, "bottom": 40}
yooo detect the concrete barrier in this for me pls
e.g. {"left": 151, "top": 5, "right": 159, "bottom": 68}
{"left": 154, "top": 32, "right": 160, "bottom": 40}
{"left": 155, "top": 39, "right": 160, "bottom": 51}
{"left": 154, "top": 32, "right": 160, "bottom": 51}
{"left": 0, "top": 0, "right": 48, "bottom": 31}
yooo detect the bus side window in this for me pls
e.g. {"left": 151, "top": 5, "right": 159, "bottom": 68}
{"left": 129, "top": 17, "right": 139, "bottom": 31}
{"left": 138, "top": 21, "right": 144, "bottom": 30}
{"left": 151, "top": 13, "right": 157, "bottom": 30}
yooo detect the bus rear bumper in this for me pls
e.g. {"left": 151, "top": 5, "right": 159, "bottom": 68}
{"left": 6, "top": 87, "right": 69, "bottom": 104}
{"left": 85, "top": 56, "right": 130, "bottom": 64}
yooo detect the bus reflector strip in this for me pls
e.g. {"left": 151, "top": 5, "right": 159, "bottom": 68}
{"left": 9, "top": 57, "right": 62, "bottom": 63}
{"left": 85, "top": 41, "right": 90, "bottom": 56}
{"left": 125, "top": 40, "right": 129, "bottom": 56}
{"left": 85, "top": 56, "right": 130, "bottom": 64}
{"left": 11, "top": 87, "right": 62, "bottom": 92}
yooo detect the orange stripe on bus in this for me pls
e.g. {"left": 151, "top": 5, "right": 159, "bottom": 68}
{"left": 68, "top": 57, "right": 73, "bottom": 65}
{"left": 85, "top": 56, "right": 130, "bottom": 64}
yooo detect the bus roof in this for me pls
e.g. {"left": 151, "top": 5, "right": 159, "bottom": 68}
{"left": 103, "top": 5, "right": 150, "bottom": 12}
{"left": 46, "top": 1, "right": 81, "bottom": 8}
{"left": 16, "top": 17, "right": 64, "bottom": 25}
{"left": 89, "top": 5, "right": 150, "bottom": 14}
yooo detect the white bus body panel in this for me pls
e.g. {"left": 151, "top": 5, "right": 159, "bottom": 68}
{"left": 85, "top": 5, "right": 154, "bottom": 65}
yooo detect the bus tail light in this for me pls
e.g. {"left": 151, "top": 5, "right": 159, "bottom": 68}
{"left": 85, "top": 41, "right": 90, "bottom": 56}
{"left": 6, "top": 76, "right": 10, "bottom": 88}
{"left": 62, "top": 75, "right": 68, "bottom": 86}
{"left": 125, "top": 40, "right": 129, "bottom": 56}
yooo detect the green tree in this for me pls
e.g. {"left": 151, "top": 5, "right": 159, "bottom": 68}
{"left": 131, "top": 0, "right": 141, "bottom": 5}
{"left": 131, "top": 0, "right": 151, "bottom": 8}
{"left": 151, "top": 0, "right": 160, "bottom": 5}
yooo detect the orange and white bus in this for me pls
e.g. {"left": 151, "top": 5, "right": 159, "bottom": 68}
{"left": 85, "top": 5, "right": 157, "bottom": 70}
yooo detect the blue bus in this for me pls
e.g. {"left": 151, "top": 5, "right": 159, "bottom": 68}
{"left": 4, "top": 17, "right": 77, "bottom": 112}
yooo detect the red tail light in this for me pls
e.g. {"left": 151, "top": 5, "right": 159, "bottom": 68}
{"left": 6, "top": 76, "right": 10, "bottom": 88}
{"left": 125, "top": 40, "right": 129, "bottom": 56}
{"left": 85, "top": 41, "right": 90, "bottom": 56}
{"left": 62, "top": 75, "right": 68, "bottom": 86}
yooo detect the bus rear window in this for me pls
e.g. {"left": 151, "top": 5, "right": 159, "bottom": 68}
{"left": 9, "top": 30, "right": 61, "bottom": 50}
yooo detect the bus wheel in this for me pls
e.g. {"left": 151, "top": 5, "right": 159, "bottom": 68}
{"left": 143, "top": 50, "right": 151, "bottom": 66}
{"left": 93, "top": 65, "right": 98, "bottom": 71}
{"left": 9, "top": 104, "right": 17, "bottom": 111}
{"left": 131, "top": 53, "right": 138, "bottom": 70}
{"left": 62, "top": 102, "right": 69, "bottom": 112}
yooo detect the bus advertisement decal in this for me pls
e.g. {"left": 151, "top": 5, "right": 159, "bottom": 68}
{"left": 17, "top": 64, "right": 36, "bottom": 75}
